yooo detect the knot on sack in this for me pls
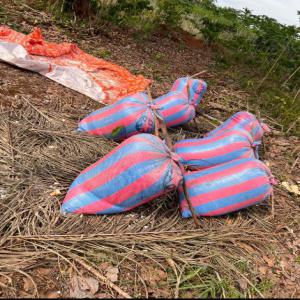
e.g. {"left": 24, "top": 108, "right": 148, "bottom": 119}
{"left": 170, "top": 152, "right": 181, "bottom": 163}
{"left": 251, "top": 141, "right": 261, "bottom": 158}
{"left": 251, "top": 141, "right": 261, "bottom": 149}
{"left": 147, "top": 103, "right": 161, "bottom": 110}
{"left": 269, "top": 176, "right": 279, "bottom": 185}
{"left": 147, "top": 103, "right": 164, "bottom": 121}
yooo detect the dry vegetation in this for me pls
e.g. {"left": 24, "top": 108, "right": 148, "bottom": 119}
{"left": 0, "top": 1, "right": 299, "bottom": 298}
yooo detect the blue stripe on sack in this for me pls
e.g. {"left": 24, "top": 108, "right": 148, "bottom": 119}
{"left": 187, "top": 168, "right": 266, "bottom": 198}
{"left": 206, "top": 115, "right": 253, "bottom": 137}
{"left": 69, "top": 139, "right": 165, "bottom": 188}
{"left": 104, "top": 109, "right": 154, "bottom": 139}
{"left": 197, "top": 82, "right": 207, "bottom": 104}
{"left": 179, "top": 149, "right": 254, "bottom": 168}
{"left": 62, "top": 157, "right": 167, "bottom": 213}
{"left": 155, "top": 95, "right": 188, "bottom": 111}
{"left": 252, "top": 124, "right": 262, "bottom": 139}
{"left": 79, "top": 105, "right": 144, "bottom": 131}
{"left": 114, "top": 92, "right": 148, "bottom": 105}
{"left": 82, "top": 93, "right": 146, "bottom": 118}
{"left": 184, "top": 158, "right": 250, "bottom": 181}
{"left": 98, "top": 163, "right": 172, "bottom": 214}
{"left": 172, "top": 77, "right": 188, "bottom": 92}
{"left": 181, "top": 184, "right": 270, "bottom": 217}
{"left": 175, "top": 134, "right": 250, "bottom": 153}
{"left": 191, "top": 80, "right": 207, "bottom": 105}
{"left": 163, "top": 108, "right": 193, "bottom": 125}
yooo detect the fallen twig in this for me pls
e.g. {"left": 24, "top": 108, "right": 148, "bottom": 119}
{"left": 74, "top": 257, "right": 132, "bottom": 299}
{"left": 22, "top": 96, "right": 53, "bottom": 124}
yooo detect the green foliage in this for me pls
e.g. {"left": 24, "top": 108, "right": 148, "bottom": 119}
{"left": 38, "top": 0, "right": 299, "bottom": 134}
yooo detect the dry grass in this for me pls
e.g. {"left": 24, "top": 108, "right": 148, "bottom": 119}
{"left": 0, "top": 1, "right": 299, "bottom": 297}
{"left": 0, "top": 91, "right": 295, "bottom": 298}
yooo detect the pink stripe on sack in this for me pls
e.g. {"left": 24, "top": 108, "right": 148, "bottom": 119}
{"left": 159, "top": 103, "right": 188, "bottom": 118}
{"left": 81, "top": 135, "right": 164, "bottom": 175}
{"left": 86, "top": 109, "right": 144, "bottom": 135}
{"left": 177, "top": 130, "right": 252, "bottom": 148}
{"left": 171, "top": 79, "right": 183, "bottom": 91}
{"left": 165, "top": 110, "right": 194, "bottom": 127}
{"left": 190, "top": 176, "right": 269, "bottom": 208}
{"left": 82, "top": 101, "right": 143, "bottom": 124}
{"left": 64, "top": 150, "right": 164, "bottom": 203}
{"left": 180, "top": 142, "right": 251, "bottom": 161}
{"left": 155, "top": 94, "right": 179, "bottom": 106}
{"left": 187, "top": 160, "right": 259, "bottom": 188}
{"left": 74, "top": 161, "right": 169, "bottom": 214}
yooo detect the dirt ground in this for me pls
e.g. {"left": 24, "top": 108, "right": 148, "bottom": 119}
{"left": 0, "top": 1, "right": 299, "bottom": 298}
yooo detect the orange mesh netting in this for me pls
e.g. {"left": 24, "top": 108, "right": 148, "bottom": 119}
{"left": 0, "top": 26, "right": 151, "bottom": 103}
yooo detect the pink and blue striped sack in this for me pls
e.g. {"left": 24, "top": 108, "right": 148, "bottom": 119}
{"left": 205, "top": 111, "right": 270, "bottom": 142}
{"left": 61, "top": 134, "right": 182, "bottom": 215}
{"left": 178, "top": 158, "right": 275, "bottom": 218}
{"left": 170, "top": 77, "right": 207, "bottom": 107}
{"left": 78, "top": 77, "right": 207, "bottom": 140}
{"left": 174, "top": 129, "right": 258, "bottom": 170}
{"left": 78, "top": 92, "right": 154, "bottom": 140}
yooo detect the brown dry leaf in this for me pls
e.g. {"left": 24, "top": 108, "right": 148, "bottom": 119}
{"left": 274, "top": 138, "right": 290, "bottom": 147}
{"left": 69, "top": 275, "right": 99, "bottom": 298}
{"left": 36, "top": 267, "right": 51, "bottom": 276}
{"left": 259, "top": 266, "right": 268, "bottom": 275}
{"left": 263, "top": 255, "right": 275, "bottom": 267}
{"left": 50, "top": 189, "right": 61, "bottom": 196}
{"left": 45, "top": 291, "right": 61, "bottom": 298}
{"left": 225, "top": 218, "right": 233, "bottom": 225}
{"left": 19, "top": 291, "right": 33, "bottom": 298}
{"left": 99, "top": 262, "right": 109, "bottom": 271}
{"left": 106, "top": 267, "right": 119, "bottom": 283}
{"left": 95, "top": 292, "right": 112, "bottom": 298}
{"left": 23, "top": 277, "right": 34, "bottom": 292}
{"left": 238, "top": 278, "right": 248, "bottom": 291}
{"left": 293, "top": 239, "right": 300, "bottom": 247}
{"left": 166, "top": 258, "right": 177, "bottom": 275}
{"left": 0, "top": 275, "right": 9, "bottom": 285}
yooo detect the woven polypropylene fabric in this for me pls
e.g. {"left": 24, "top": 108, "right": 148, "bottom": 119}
{"left": 62, "top": 134, "right": 182, "bottom": 215}
{"left": 179, "top": 158, "right": 274, "bottom": 218}
{"left": 174, "top": 129, "right": 257, "bottom": 169}
{"left": 205, "top": 111, "right": 270, "bottom": 142}
{"left": 78, "top": 78, "right": 207, "bottom": 140}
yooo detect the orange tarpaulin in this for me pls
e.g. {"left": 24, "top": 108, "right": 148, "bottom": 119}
{"left": 0, "top": 26, "right": 150, "bottom": 103}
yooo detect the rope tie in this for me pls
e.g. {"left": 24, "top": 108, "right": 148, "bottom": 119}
{"left": 147, "top": 102, "right": 164, "bottom": 121}
{"left": 251, "top": 141, "right": 261, "bottom": 158}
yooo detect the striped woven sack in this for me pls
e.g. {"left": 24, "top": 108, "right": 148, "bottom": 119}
{"left": 78, "top": 77, "right": 207, "bottom": 140}
{"left": 174, "top": 129, "right": 258, "bottom": 170}
{"left": 61, "top": 134, "right": 182, "bottom": 215}
{"left": 178, "top": 158, "right": 275, "bottom": 218}
{"left": 170, "top": 77, "right": 207, "bottom": 107}
{"left": 78, "top": 92, "right": 154, "bottom": 140}
{"left": 205, "top": 111, "right": 270, "bottom": 142}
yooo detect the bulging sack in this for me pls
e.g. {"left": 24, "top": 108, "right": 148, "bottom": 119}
{"left": 62, "top": 134, "right": 182, "bottom": 215}
{"left": 78, "top": 92, "right": 155, "bottom": 140}
{"left": 206, "top": 111, "right": 270, "bottom": 142}
{"left": 174, "top": 129, "right": 258, "bottom": 169}
{"left": 170, "top": 77, "right": 207, "bottom": 107}
{"left": 179, "top": 158, "right": 275, "bottom": 218}
{"left": 78, "top": 77, "right": 207, "bottom": 140}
